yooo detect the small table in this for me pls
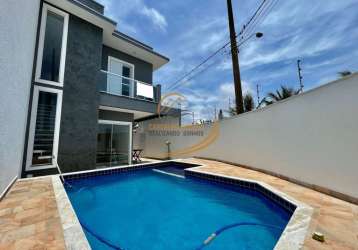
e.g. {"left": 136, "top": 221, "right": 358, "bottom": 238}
{"left": 133, "top": 149, "right": 143, "bottom": 163}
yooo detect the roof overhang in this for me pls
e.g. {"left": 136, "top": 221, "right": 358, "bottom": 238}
{"left": 99, "top": 106, "right": 155, "bottom": 120}
{"left": 46, "top": 0, "right": 117, "bottom": 30}
{"left": 46, "top": 0, "right": 169, "bottom": 71}
{"left": 104, "top": 32, "right": 169, "bottom": 71}
{"left": 47, "top": 0, "right": 117, "bottom": 59}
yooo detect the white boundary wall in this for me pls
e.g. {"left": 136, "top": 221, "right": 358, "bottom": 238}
{"left": 139, "top": 73, "right": 358, "bottom": 199}
{"left": 0, "top": 0, "right": 40, "bottom": 196}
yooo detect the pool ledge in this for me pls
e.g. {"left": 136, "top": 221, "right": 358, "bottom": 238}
{"left": 51, "top": 176, "right": 91, "bottom": 250}
{"left": 51, "top": 160, "right": 313, "bottom": 250}
{"left": 185, "top": 166, "right": 314, "bottom": 250}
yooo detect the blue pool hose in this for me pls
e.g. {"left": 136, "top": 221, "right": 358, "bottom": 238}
{"left": 66, "top": 183, "right": 124, "bottom": 250}
{"left": 196, "top": 222, "right": 283, "bottom": 250}
{"left": 66, "top": 182, "right": 281, "bottom": 250}
{"left": 79, "top": 219, "right": 124, "bottom": 250}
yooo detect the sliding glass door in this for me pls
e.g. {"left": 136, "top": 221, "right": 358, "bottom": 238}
{"left": 96, "top": 121, "right": 132, "bottom": 167}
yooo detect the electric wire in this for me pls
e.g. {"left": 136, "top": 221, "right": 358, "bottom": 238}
{"left": 165, "top": 0, "right": 273, "bottom": 92}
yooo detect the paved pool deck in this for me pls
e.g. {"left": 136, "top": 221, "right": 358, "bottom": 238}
{"left": 0, "top": 158, "right": 357, "bottom": 249}
{"left": 0, "top": 177, "right": 65, "bottom": 250}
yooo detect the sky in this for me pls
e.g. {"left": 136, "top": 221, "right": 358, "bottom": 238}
{"left": 98, "top": 0, "right": 358, "bottom": 122}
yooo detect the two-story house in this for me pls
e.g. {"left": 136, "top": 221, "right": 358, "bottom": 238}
{"left": 22, "top": 0, "right": 169, "bottom": 177}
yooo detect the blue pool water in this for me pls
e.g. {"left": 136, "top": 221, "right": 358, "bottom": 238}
{"left": 65, "top": 168, "right": 291, "bottom": 250}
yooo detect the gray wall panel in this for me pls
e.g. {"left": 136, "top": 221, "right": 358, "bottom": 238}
{"left": 99, "top": 110, "right": 134, "bottom": 122}
{"left": 57, "top": 15, "right": 103, "bottom": 173}
{"left": 102, "top": 45, "right": 153, "bottom": 84}
{"left": 99, "top": 93, "right": 158, "bottom": 114}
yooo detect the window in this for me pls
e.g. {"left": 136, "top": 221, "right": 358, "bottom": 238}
{"left": 107, "top": 57, "right": 135, "bottom": 97}
{"left": 26, "top": 86, "right": 63, "bottom": 170}
{"left": 35, "top": 4, "right": 69, "bottom": 87}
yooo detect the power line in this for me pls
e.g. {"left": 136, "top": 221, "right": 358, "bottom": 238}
{"left": 167, "top": 32, "right": 265, "bottom": 92}
{"left": 238, "top": 0, "right": 269, "bottom": 38}
{"left": 166, "top": 43, "right": 230, "bottom": 92}
{"left": 174, "top": 52, "right": 228, "bottom": 87}
{"left": 165, "top": 0, "right": 271, "bottom": 92}
{"left": 244, "top": 0, "right": 279, "bottom": 37}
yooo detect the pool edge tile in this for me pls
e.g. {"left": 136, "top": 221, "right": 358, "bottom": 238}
{"left": 51, "top": 175, "right": 91, "bottom": 250}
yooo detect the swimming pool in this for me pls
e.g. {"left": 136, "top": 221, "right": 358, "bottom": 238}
{"left": 65, "top": 164, "right": 293, "bottom": 250}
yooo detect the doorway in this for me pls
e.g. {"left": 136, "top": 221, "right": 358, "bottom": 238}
{"left": 96, "top": 120, "right": 132, "bottom": 167}
{"left": 107, "top": 56, "right": 134, "bottom": 97}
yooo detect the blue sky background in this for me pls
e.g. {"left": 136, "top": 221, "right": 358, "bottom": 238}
{"left": 98, "top": 0, "right": 358, "bottom": 122}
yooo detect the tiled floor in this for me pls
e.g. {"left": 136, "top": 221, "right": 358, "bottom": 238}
{"left": 0, "top": 177, "right": 65, "bottom": 250}
{"left": 0, "top": 159, "right": 357, "bottom": 250}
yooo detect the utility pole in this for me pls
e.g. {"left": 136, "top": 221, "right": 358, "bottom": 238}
{"left": 214, "top": 105, "right": 217, "bottom": 121}
{"left": 227, "top": 0, "right": 244, "bottom": 114}
{"left": 297, "top": 59, "right": 303, "bottom": 92}
{"left": 256, "top": 84, "right": 261, "bottom": 108}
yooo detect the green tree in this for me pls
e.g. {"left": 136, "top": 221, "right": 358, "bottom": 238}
{"left": 338, "top": 71, "right": 352, "bottom": 78}
{"left": 243, "top": 93, "right": 255, "bottom": 112}
{"left": 227, "top": 93, "right": 255, "bottom": 115}
{"left": 263, "top": 85, "right": 300, "bottom": 105}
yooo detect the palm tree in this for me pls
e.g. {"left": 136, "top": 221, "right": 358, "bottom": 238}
{"left": 263, "top": 85, "right": 300, "bottom": 105}
{"left": 243, "top": 93, "right": 255, "bottom": 112}
{"left": 338, "top": 71, "right": 352, "bottom": 78}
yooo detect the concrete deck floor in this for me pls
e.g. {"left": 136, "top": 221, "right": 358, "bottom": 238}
{"left": 0, "top": 158, "right": 357, "bottom": 249}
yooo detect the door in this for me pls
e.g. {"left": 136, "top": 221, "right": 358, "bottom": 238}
{"left": 26, "top": 86, "right": 63, "bottom": 171}
{"left": 111, "top": 124, "right": 131, "bottom": 166}
{"left": 107, "top": 57, "right": 134, "bottom": 97}
{"left": 96, "top": 120, "right": 132, "bottom": 168}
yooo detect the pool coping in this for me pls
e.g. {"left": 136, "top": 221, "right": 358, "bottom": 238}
{"left": 52, "top": 160, "right": 313, "bottom": 250}
{"left": 51, "top": 176, "right": 91, "bottom": 250}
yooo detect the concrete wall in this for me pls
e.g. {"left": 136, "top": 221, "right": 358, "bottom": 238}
{"left": 58, "top": 14, "right": 103, "bottom": 173}
{"left": 0, "top": 0, "right": 40, "bottom": 195}
{"left": 140, "top": 74, "right": 358, "bottom": 200}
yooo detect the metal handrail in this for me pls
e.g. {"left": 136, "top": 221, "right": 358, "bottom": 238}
{"left": 100, "top": 70, "right": 152, "bottom": 86}
{"left": 99, "top": 70, "right": 156, "bottom": 101}
{"left": 52, "top": 155, "right": 65, "bottom": 184}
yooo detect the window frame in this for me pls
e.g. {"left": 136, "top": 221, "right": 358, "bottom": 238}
{"left": 26, "top": 86, "right": 63, "bottom": 171}
{"left": 107, "top": 56, "right": 135, "bottom": 97}
{"left": 35, "top": 3, "right": 69, "bottom": 87}
{"left": 98, "top": 120, "right": 133, "bottom": 166}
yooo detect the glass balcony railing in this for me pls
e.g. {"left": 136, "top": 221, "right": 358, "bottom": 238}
{"left": 98, "top": 70, "right": 159, "bottom": 102}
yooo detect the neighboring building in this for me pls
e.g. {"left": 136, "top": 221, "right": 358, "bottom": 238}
{"left": 19, "top": 0, "right": 169, "bottom": 177}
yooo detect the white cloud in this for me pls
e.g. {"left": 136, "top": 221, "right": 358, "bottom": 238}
{"left": 97, "top": 0, "right": 167, "bottom": 32}
{"left": 220, "top": 81, "right": 252, "bottom": 96}
{"left": 176, "top": 81, "right": 255, "bottom": 123}
{"left": 236, "top": 0, "right": 358, "bottom": 70}
{"left": 141, "top": 7, "right": 167, "bottom": 32}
